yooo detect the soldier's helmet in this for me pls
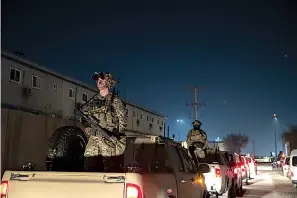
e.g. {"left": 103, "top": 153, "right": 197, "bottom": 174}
{"left": 192, "top": 120, "right": 202, "bottom": 128}
{"left": 92, "top": 72, "right": 117, "bottom": 89}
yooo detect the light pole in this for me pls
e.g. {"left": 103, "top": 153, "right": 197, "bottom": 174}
{"left": 176, "top": 119, "right": 184, "bottom": 141}
{"left": 273, "top": 113, "right": 277, "bottom": 161}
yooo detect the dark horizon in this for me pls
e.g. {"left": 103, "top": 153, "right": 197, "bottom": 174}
{"left": 2, "top": 0, "right": 297, "bottom": 156}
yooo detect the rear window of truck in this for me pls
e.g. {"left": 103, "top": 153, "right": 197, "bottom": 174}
{"left": 204, "top": 152, "right": 225, "bottom": 165}
{"left": 46, "top": 137, "right": 173, "bottom": 173}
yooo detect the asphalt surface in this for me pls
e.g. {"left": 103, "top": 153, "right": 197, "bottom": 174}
{"left": 241, "top": 163, "right": 297, "bottom": 198}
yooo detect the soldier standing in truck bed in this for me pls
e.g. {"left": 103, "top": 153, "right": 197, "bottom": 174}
{"left": 80, "top": 72, "right": 128, "bottom": 172}
{"left": 186, "top": 120, "right": 208, "bottom": 164}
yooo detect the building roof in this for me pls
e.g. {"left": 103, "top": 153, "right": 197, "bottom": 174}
{"left": 1, "top": 50, "right": 167, "bottom": 118}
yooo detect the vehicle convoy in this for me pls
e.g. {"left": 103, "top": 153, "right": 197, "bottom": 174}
{"left": 222, "top": 151, "right": 243, "bottom": 196}
{"left": 1, "top": 131, "right": 211, "bottom": 198}
{"left": 203, "top": 148, "right": 236, "bottom": 198}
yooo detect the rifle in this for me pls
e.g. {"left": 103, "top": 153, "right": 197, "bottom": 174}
{"left": 74, "top": 107, "right": 120, "bottom": 146}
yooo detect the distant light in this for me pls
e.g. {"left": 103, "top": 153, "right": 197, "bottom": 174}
{"left": 215, "top": 137, "right": 221, "bottom": 141}
{"left": 177, "top": 119, "right": 184, "bottom": 123}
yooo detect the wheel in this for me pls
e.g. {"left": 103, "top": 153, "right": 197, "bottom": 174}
{"left": 47, "top": 126, "right": 88, "bottom": 171}
{"left": 203, "top": 190, "right": 211, "bottom": 198}
{"left": 228, "top": 181, "right": 236, "bottom": 198}
{"left": 236, "top": 181, "right": 243, "bottom": 196}
{"left": 245, "top": 177, "right": 249, "bottom": 185}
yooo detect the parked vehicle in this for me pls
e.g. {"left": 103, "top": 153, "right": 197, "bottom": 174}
{"left": 244, "top": 156, "right": 257, "bottom": 179}
{"left": 1, "top": 133, "right": 211, "bottom": 198}
{"left": 240, "top": 156, "right": 249, "bottom": 184}
{"left": 203, "top": 149, "right": 236, "bottom": 198}
{"left": 290, "top": 149, "right": 297, "bottom": 188}
{"left": 222, "top": 151, "right": 243, "bottom": 196}
{"left": 282, "top": 156, "right": 290, "bottom": 177}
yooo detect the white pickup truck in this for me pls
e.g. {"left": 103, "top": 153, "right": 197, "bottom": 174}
{"left": 203, "top": 149, "right": 235, "bottom": 198}
{"left": 1, "top": 135, "right": 211, "bottom": 198}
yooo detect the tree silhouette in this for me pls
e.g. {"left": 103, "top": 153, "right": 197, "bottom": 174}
{"left": 223, "top": 133, "right": 249, "bottom": 154}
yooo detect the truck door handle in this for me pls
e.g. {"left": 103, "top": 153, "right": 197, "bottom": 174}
{"left": 10, "top": 173, "right": 35, "bottom": 181}
{"left": 104, "top": 176, "right": 125, "bottom": 183}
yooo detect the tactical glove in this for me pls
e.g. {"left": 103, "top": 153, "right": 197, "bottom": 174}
{"left": 80, "top": 117, "right": 91, "bottom": 128}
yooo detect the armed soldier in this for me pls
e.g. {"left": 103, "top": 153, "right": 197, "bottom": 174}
{"left": 186, "top": 120, "right": 208, "bottom": 164}
{"left": 80, "top": 72, "right": 128, "bottom": 171}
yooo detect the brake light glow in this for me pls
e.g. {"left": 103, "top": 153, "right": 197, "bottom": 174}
{"left": 126, "top": 183, "right": 142, "bottom": 198}
{"left": 215, "top": 168, "right": 221, "bottom": 177}
{"left": 0, "top": 181, "right": 8, "bottom": 198}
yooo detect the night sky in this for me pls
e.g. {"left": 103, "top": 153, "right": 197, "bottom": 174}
{"left": 2, "top": 0, "right": 297, "bottom": 156}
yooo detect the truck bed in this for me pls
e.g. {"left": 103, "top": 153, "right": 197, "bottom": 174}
{"left": 2, "top": 171, "right": 130, "bottom": 198}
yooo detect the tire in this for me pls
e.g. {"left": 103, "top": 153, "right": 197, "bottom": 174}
{"left": 203, "top": 190, "right": 211, "bottom": 198}
{"left": 47, "top": 126, "right": 88, "bottom": 171}
{"left": 236, "top": 182, "right": 243, "bottom": 197}
{"left": 245, "top": 177, "right": 249, "bottom": 185}
{"left": 228, "top": 181, "right": 236, "bottom": 198}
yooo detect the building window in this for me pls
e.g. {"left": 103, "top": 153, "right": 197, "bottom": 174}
{"left": 133, "top": 111, "right": 136, "bottom": 118}
{"left": 9, "top": 67, "right": 21, "bottom": 83}
{"left": 68, "top": 88, "right": 75, "bottom": 99}
{"left": 82, "top": 93, "right": 88, "bottom": 103}
{"left": 157, "top": 120, "right": 159, "bottom": 124}
{"left": 151, "top": 117, "right": 154, "bottom": 123}
{"left": 32, "top": 75, "right": 42, "bottom": 89}
{"left": 53, "top": 82, "right": 57, "bottom": 91}
{"left": 147, "top": 116, "right": 149, "bottom": 122}
{"left": 161, "top": 121, "right": 163, "bottom": 126}
{"left": 140, "top": 113, "right": 143, "bottom": 120}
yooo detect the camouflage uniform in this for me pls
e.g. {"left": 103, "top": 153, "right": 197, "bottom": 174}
{"left": 186, "top": 120, "right": 208, "bottom": 161}
{"left": 81, "top": 72, "right": 127, "bottom": 171}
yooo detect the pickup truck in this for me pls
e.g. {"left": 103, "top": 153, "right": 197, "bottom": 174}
{"left": 203, "top": 149, "right": 235, "bottom": 198}
{"left": 1, "top": 135, "right": 211, "bottom": 198}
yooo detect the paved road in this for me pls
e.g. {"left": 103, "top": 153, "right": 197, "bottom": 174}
{"left": 242, "top": 163, "right": 297, "bottom": 198}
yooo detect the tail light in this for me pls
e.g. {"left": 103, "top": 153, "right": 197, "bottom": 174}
{"left": 215, "top": 168, "right": 221, "bottom": 178}
{"left": 0, "top": 181, "right": 8, "bottom": 198}
{"left": 126, "top": 183, "right": 142, "bottom": 198}
{"left": 234, "top": 168, "right": 238, "bottom": 174}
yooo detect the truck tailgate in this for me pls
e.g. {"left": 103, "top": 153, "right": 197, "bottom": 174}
{"left": 2, "top": 171, "right": 126, "bottom": 198}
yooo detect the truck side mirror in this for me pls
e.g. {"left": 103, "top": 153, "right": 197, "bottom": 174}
{"left": 197, "top": 163, "right": 210, "bottom": 173}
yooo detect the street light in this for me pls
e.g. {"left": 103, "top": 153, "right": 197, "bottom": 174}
{"left": 176, "top": 119, "right": 185, "bottom": 141}
{"left": 273, "top": 113, "right": 277, "bottom": 161}
{"left": 177, "top": 119, "right": 184, "bottom": 123}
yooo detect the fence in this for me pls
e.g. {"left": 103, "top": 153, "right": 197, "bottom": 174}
{"left": 1, "top": 108, "right": 82, "bottom": 176}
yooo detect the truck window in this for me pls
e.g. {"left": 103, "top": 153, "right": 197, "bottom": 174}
{"left": 124, "top": 137, "right": 173, "bottom": 173}
{"left": 285, "top": 157, "right": 290, "bottom": 164}
{"left": 246, "top": 157, "right": 252, "bottom": 163}
{"left": 167, "top": 145, "right": 184, "bottom": 171}
{"left": 46, "top": 137, "right": 173, "bottom": 173}
{"left": 205, "top": 152, "right": 225, "bottom": 165}
{"left": 178, "top": 147, "right": 196, "bottom": 173}
{"left": 292, "top": 157, "right": 297, "bottom": 167}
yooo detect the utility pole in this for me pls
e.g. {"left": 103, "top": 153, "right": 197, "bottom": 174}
{"left": 273, "top": 114, "right": 278, "bottom": 161}
{"left": 186, "top": 87, "right": 205, "bottom": 120}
